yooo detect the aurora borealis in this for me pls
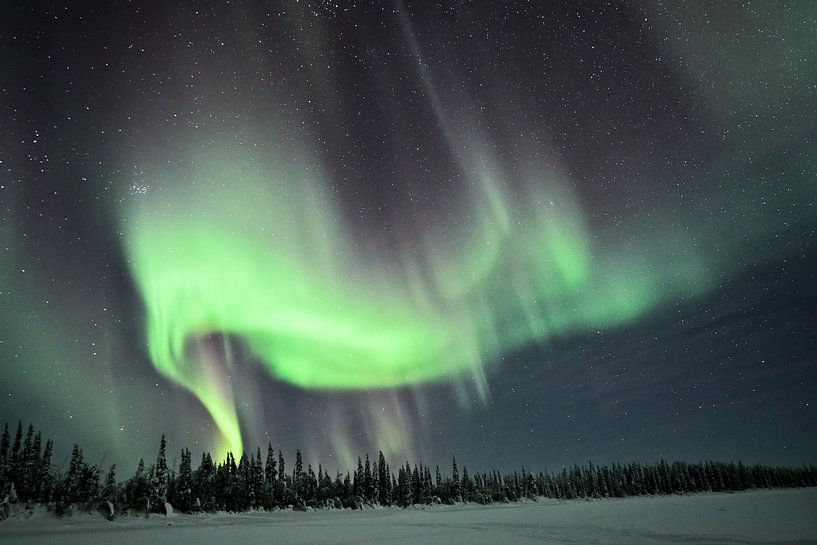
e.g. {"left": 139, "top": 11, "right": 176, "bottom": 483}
{"left": 2, "top": 1, "right": 816, "bottom": 472}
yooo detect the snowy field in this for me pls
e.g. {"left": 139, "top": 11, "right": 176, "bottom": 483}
{"left": 1, "top": 488, "right": 816, "bottom": 545}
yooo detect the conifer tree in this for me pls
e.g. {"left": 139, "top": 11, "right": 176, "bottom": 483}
{"left": 364, "top": 454, "right": 374, "bottom": 501}
{"left": 295, "top": 450, "right": 303, "bottom": 480}
{"left": 18, "top": 424, "right": 36, "bottom": 500}
{"left": 126, "top": 459, "right": 149, "bottom": 513}
{"left": 293, "top": 449, "right": 304, "bottom": 499}
{"left": 10, "top": 421, "right": 22, "bottom": 464}
{"left": 150, "top": 435, "right": 169, "bottom": 513}
{"left": 411, "top": 464, "right": 421, "bottom": 504}
{"left": 422, "top": 466, "right": 433, "bottom": 503}
{"left": 30, "top": 432, "right": 42, "bottom": 498}
{"left": 2, "top": 421, "right": 817, "bottom": 518}
{"left": 7, "top": 422, "right": 23, "bottom": 500}
{"left": 251, "top": 447, "right": 264, "bottom": 509}
{"left": 461, "top": 467, "right": 473, "bottom": 502}
{"left": 78, "top": 462, "right": 99, "bottom": 510}
{"left": 306, "top": 464, "right": 317, "bottom": 502}
{"left": 377, "top": 451, "right": 390, "bottom": 505}
{"left": 100, "top": 465, "right": 118, "bottom": 519}
{"left": 353, "top": 457, "right": 364, "bottom": 498}
{"left": 174, "top": 448, "right": 193, "bottom": 513}
{"left": 397, "top": 464, "right": 411, "bottom": 506}
{"left": 194, "top": 452, "right": 214, "bottom": 511}
{"left": 213, "top": 456, "right": 227, "bottom": 510}
{"left": 451, "top": 456, "right": 461, "bottom": 502}
{"left": 278, "top": 450, "right": 285, "bottom": 485}
{"left": 527, "top": 472, "right": 538, "bottom": 499}
{"left": 65, "top": 445, "right": 85, "bottom": 504}
{"left": 343, "top": 472, "right": 352, "bottom": 501}
{"left": 224, "top": 452, "right": 238, "bottom": 511}
{"left": 316, "top": 464, "right": 325, "bottom": 503}
{"left": 1, "top": 422, "right": 9, "bottom": 462}
{"left": 235, "top": 452, "right": 250, "bottom": 511}
{"left": 39, "top": 438, "right": 53, "bottom": 503}
{"left": 264, "top": 444, "right": 276, "bottom": 509}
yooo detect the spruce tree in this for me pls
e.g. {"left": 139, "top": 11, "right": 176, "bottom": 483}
{"left": 10, "top": 421, "right": 22, "bottom": 464}
{"left": 150, "top": 435, "right": 169, "bottom": 513}
{"left": 397, "top": 465, "right": 411, "bottom": 506}
{"left": 7, "top": 422, "right": 23, "bottom": 498}
{"left": 264, "top": 444, "right": 277, "bottom": 509}
{"left": 126, "top": 458, "right": 149, "bottom": 513}
{"left": 252, "top": 447, "right": 264, "bottom": 509}
{"left": 411, "top": 465, "right": 421, "bottom": 504}
{"left": 78, "top": 462, "right": 99, "bottom": 510}
{"left": 353, "top": 457, "right": 363, "bottom": 498}
{"left": 265, "top": 445, "right": 277, "bottom": 483}
{"left": 306, "top": 464, "right": 317, "bottom": 503}
{"left": 30, "top": 432, "right": 42, "bottom": 499}
{"left": 213, "top": 457, "right": 227, "bottom": 510}
{"left": 295, "top": 450, "right": 303, "bottom": 479}
{"left": 377, "top": 451, "right": 389, "bottom": 505}
{"left": 1, "top": 422, "right": 9, "bottom": 461}
{"left": 174, "top": 448, "right": 193, "bottom": 513}
{"left": 39, "top": 438, "right": 53, "bottom": 503}
{"left": 235, "top": 452, "right": 250, "bottom": 511}
{"left": 5, "top": 419, "right": 817, "bottom": 517}
{"left": 364, "top": 454, "right": 373, "bottom": 501}
{"left": 224, "top": 452, "right": 238, "bottom": 511}
{"left": 65, "top": 445, "right": 84, "bottom": 505}
{"left": 461, "top": 467, "right": 473, "bottom": 502}
{"left": 451, "top": 456, "right": 461, "bottom": 502}
{"left": 316, "top": 464, "right": 325, "bottom": 503}
{"left": 101, "top": 465, "right": 118, "bottom": 519}
{"left": 294, "top": 450, "right": 304, "bottom": 499}
{"left": 422, "top": 466, "right": 433, "bottom": 503}
{"left": 194, "top": 452, "right": 214, "bottom": 511}
{"left": 527, "top": 472, "right": 538, "bottom": 499}
{"left": 18, "top": 424, "right": 36, "bottom": 500}
{"left": 343, "top": 472, "right": 352, "bottom": 503}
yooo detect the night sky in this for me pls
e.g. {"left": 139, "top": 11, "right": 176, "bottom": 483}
{"left": 1, "top": 1, "right": 815, "bottom": 475}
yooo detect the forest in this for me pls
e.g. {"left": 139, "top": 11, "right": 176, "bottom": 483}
{"left": 1, "top": 421, "right": 815, "bottom": 520}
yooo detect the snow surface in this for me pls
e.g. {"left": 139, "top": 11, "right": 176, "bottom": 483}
{"left": 1, "top": 488, "right": 816, "bottom": 545}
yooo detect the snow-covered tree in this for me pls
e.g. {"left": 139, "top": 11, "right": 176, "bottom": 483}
{"left": 172, "top": 448, "right": 193, "bottom": 513}
{"left": 377, "top": 451, "right": 390, "bottom": 505}
{"left": 149, "top": 435, "right": 169, "bottom": 513}
{"left": 263, "top": 444, "right": 276, "bottom": 509}
{"left": 0, "top": 423, "right": 10, "bottom": 462}
{"left": 451, "top": 457, "right": 461, "bottom": 502}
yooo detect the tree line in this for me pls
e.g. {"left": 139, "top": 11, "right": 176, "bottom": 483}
{"left": 1, "top": 421, "right": 815, "bottom": 520}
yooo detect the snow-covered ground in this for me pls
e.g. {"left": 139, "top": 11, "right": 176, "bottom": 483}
{"left": 1, "top": 488, "right": 815, "bottom": 545}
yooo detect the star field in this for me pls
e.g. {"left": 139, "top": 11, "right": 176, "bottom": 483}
{"left": 1, "top": 1, "right": 815, "bottom": 472}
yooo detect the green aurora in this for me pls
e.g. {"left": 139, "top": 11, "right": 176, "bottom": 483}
{"left": 124, "top": 138, "right": 717, "bottom": 457}
{"left": 122, "top": 1, "right": 817, "bottom": 456}
{"left": 1, "top": 0, "right": 815, "bottom": 469}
